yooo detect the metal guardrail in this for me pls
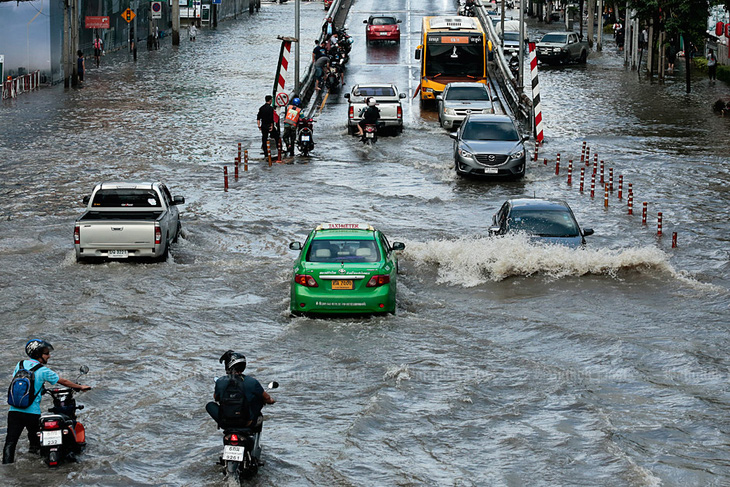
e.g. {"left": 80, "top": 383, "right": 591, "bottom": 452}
{"left": 2, "top": 71, "right": 41, "bottom": 100}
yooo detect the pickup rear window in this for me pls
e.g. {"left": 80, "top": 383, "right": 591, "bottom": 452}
{"left": 92, "top": 189, "right": 161, "bottom": 207}
{"left": 354, "top": 87, "right": 396, "bottom": 97}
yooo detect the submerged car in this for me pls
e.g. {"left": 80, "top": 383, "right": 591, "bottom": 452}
{"left": 489, "top": 198, "right": 594, "bottom": 247}
{"left": 289, "top": 223, "right": 405, "bottom": 315}
{"left": 364, "top": 15, "right": 401, "bottom": 44}
{"left": 451, "top": 114, "right": 528, "bottom": 178}
{"left": 437, "top": 82, "right": 495, "bottom": 130}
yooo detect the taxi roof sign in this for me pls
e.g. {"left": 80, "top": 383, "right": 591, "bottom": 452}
{"left": 316, "top": 223, "right": 374, "bottom": 231}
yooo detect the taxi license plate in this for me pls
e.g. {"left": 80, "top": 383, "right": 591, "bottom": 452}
{"left": 332, "top": 280, "right": 353, "bottom": 290}
{"left": 42, "top": 430, "right": 63, "bottom": 446}
{"left": 301, "top": 135, "right": 310, "bottom": 141}
{"left": 222, "top": 445, "right": 244, "bottom": 462}
{"left": 108, "top": 250, "right": 129, "bottom": 258}
{"left": 483, "top": 168, "right": 498, "bottom": 174}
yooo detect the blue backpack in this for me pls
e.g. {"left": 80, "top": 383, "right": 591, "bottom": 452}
{"left": 7, "top": 361, "right": 43, "bottom": 409}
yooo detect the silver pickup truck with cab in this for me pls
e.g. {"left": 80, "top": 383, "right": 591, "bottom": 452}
{"left": 536, "top": 31, "right": 589, "bottom": 65}
{"left": 74, "top": 181, "right": 184, "bottom": 262}
{"left": 344, "top": 83, "right": 406, "bottom": 135}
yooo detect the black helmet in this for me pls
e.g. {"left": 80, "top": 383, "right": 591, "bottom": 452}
{"left": 219, "top": 350, "right": 247, "bottom": 374}
{"left": 26, "top": 339, "right": 54, "bottom": 360}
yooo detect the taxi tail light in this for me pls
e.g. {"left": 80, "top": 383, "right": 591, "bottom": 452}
{"left": 397, "top": 105, "right": 402, "bottom": 119}
{"left": 295, "top": 274, "right": 319, "bottom": 287}
{"left": 366, "top": 275, "right": 390, "bottom": 287}
{"left": 348, "top": 105, "right": 354, "bottom": 119}
{"left": 154, "top": 223, "right": 162, "bottom": 245}
{"left": 74, "top": 225, "right": 80, "bottom": 244}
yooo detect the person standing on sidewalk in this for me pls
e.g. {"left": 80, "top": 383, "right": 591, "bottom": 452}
{"left": 189, "top": 23, "right": 197, "bottom": 42}
{"left": 93, "top": 36, "right": 103, "bottom": 67}
{"left": 77, "top": 50, "right": 85, "bottom": 84}
{"left": 707, "top": 49, "right": 717, "bottom": 82}
{"left": 257, "top": 95, "right": 280, "bottom": 156}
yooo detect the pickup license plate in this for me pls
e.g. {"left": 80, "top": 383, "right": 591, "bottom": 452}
{"left": 42, "top": 430, "right": 63, "bottom": 446}
{"left": 301, "top": 135, "right": 310, "bottom": 141}
{"left": 108, "top": 250, "right": 129, "bottom": 258}
{"left": 483, "top": 168, "right": 499, "bottom": 174}
{"left": 332, "top": 280, "right": 354, "bottom": 290}
{"left": 223, "top": 445, "right": 244, "bottom": 462}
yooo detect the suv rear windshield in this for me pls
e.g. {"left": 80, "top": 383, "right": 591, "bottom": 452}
{"left": 91, "top": 189, "right": 161, "bottom": 207}
{"left": 503, "top": 32, "right": 520, "bottom": 42}
{"left": 306, "top": 239, "right": 381, "bottom": 263}
{"left": 462, "top": 121, "right": 519, "bottom": 141}
{"left": 370, "top": 17, "right": 396, "bottom": 25}
{"left": 446, "top": 86, "right": 489, "bottom": 101}
{"left": 507, "top": 210, "right": 580, "bottom": 237}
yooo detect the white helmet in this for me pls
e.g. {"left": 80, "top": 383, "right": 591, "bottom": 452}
{"left": 367, "top": 97, "right": 376, "bottom": 107}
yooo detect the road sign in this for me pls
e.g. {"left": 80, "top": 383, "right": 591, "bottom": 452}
{"left": 85, "top": 16, "right": 110, "bottom": 29}
{"left": 121, "top": 8, "right": 135, "bottom": 23}
{"left": 275, "top": 92, "right": 289, "bottom": 107}
{"left": 212, "top": 0, "right": 221, "bottom": 4}
{"left": 151, "top": 2, "right": 162, "bottom": 19}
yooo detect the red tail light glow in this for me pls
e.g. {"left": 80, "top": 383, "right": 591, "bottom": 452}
{"left": 74, "top": 225, "right": 80, "bottom": 244}
{"left": 295, "top": 274, "right": 319, "bottom": 287}
{"left": 42, "top": 420, "right": 60, "bottom": 429}
{"left": 397, "top": 105, "right": 402, "bottom": 119}
{"left": 348, "top": 105, "right": 354, "bottom": 119}
{"left": 229, "top": 434, "right": 239, "bottom": 445}
{"left": 366, "top": 275, "right": 390, "bottom": 287}
{"left": 154, "top": 223, "right": 161, "bottom": 245}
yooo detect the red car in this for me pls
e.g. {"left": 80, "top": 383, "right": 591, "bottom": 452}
{"left": 364, "top": 15, "right": 401, "bottom": 44}
{"left": 324, "top": 0, "right": 332, "bottom": 9}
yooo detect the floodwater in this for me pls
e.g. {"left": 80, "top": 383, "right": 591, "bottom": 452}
{"left": 1, "top": 0, "right": 729, "bottom": 485}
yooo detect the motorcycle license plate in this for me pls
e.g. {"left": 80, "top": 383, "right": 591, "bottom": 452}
{"left": 366, "top": 132, "right": 374, "bottom": 138}
{"left": 222, "top": 445, "right": 244, "bottom": 462}
{"left": 483, "top": 168, "right": 499, "bottom": 174}
{"left": 301, "top": 135, "right": 310, "bottom": 141}
{"left": 108, "top": 250, "right": 128, "bottom": 258}
{"left": 42, "top": 430, "right": 63, "bottom": 446}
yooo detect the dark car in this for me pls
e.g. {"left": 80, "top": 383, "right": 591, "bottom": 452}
{"left": 450, "top": 114, "right": 528, "bottom": 178}
{"left": 489, "top": 198, "right": 594, "bottom": 248}
{"left": 364, "top": 15, "right": 401, "bottom": 44}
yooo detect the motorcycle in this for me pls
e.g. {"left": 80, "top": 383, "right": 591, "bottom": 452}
{"left": 325, "top": 66, "right": 342, "bottom": 92}
{"left": 458, "top": 0, "right": 476, "bottom": 16}
{"left": 362, "top": 123, "right": 379, "bottom": 145}
{"left": 38, "top": 366, "right": 89, "bottom": 467}
{"left": 296, "top": 118, "right": 315, "bottom": 156}
{"left": 509, "top": 51, "right": 520, "bottom": 79}
{"left": 335, "top": 28, "right": 353, "bottom": 55}
{"left": 218, "top": 381, "right": 278, "bottom": 483}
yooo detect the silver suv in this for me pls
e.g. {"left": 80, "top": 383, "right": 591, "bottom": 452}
{"left": 436, "top": 82, "right": 494, "bottom": 130}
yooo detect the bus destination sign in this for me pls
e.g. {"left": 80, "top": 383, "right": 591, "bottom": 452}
{"left": 427, "top": 34, "right": 482, "bottom": 45}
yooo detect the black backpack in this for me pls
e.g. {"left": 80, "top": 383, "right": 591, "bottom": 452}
{"left": 7, "top": 361, "right": 43, "bottom": 409}
{"left": 219, "top": 375, "right": 250, "bottom": 427}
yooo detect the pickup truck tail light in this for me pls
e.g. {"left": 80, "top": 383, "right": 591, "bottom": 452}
{"left": 295, "top": 274, "right": 318, "bottom": 287}
{"left": 154, "top": 223, "right": 161, "bottom": 245}
{"left": 366, "top": 275, "right": 390, "bottom": 287}
{"left": 397, "top": 105, "right": 402, "bottom": 119}
{"left": 74, "top": 225, "right": 80, "bottom": 244}
{"left": 349, "top": 105, "right": 354, "bottom": 119}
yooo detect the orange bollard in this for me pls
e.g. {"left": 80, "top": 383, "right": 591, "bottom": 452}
{"left": 276, "top": 140, "right": 282, "bottom": 164}
{"left": 628, "top": 194, "right": 633, "bottom": 215}
{"left": 555, "top": 161, "right": 560, "bottom": 175}
{"left": 267, "top": 141, "right": 272, "bottom": 167}
{"left": 590, "top": 172, "right": 595, "bottom": 198}
{"left": 672, "top": 232, "right": 677, "bottom": 248}
{"left": 604, "top": 184, "right": 609, "bottom": 208}
{"left": 599, "top": 160, "right": 604, "bottom": 184}
{"left": 657, "top": 212, "right": 663, "bottom": 236}
{"left": 642, "top": 202, "right": 648, "bottom": 225}
{"left": 593, "top": 159, "right": 597, "bottom": 175}
{"left": 628, "top": 182, "right": 633, "bottom": 199}
{"left": 580, "top": 167, "right": 585, "bottom": 192}
{"left": 567, "top": 159, "right": 573, "bottom": 185}
{"left": 235, "top": 157, "right": 239, "bottom": 181}
{"left": 224, "top": 166, "right": 229, "bottom": 192}
{"left": 244, "top": 149, "right": 249, "bottom": 171}
{"left": 618, "top": 175, "right": 623, "bottom": 199}
{"left": 609, "top": 168, "right": 614, "bottom": 192}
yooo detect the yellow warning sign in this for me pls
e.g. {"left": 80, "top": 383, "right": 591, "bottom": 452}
{"left": 121, "top": 8, "right": 135, "bottom": 23}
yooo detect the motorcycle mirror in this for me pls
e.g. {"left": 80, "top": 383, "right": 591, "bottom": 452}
{"left": 267, "top": 381, "right": 279, "bottom": 390}
{"left": 79, "top": 365, "right": 89, "bottom": 375}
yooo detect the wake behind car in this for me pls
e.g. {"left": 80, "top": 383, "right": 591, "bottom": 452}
{"left": 364, "top": 15, "right": 401, "bottom": 44}
{"left": 74, "top": 181, "right": 184, "bottom": 262}
{"left": 451, "top": 114, "right": 528, "bottom": 178}
{"left": 288, "top": 223, "right": 405, "bottom": 315}
{"left": 489, "top": 198, "right": 594, "bottom": 248}
{"left": 437, "top": 82, "right": 495, "bottom": 129}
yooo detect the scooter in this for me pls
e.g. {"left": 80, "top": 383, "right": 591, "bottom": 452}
{"left": 325, "top": 66, "right": 342, "bottom": 92}
{"left": 297, "top": 118, "right": 315, "bottom": 156}
{"left": 218, "top": 381, "right": 278, "bottom": 483}
{"left": 38, "top": 366, "right": 89, "bottom": 467}
{"left": 362, "top": 123, "right": 378, "bottom": 145}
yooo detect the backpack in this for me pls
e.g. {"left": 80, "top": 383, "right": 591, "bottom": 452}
{"left": 7, "top": 361, "right": 43, "bottom": 409}
{"left": 218, "top": 375, "right": 250, "bottom": 427}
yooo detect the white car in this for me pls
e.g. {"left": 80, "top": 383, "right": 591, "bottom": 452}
{"left": 344, "top": 83, "right": 406, "bottom": 135}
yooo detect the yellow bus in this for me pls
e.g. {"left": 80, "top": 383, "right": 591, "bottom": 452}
{"left": 415, "top": 16, "right": 488, "bottom": 101}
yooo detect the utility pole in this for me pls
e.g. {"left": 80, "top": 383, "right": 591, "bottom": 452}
{"left": 597, "top": 0, "right": 603, "bottom": 50}
{"left": 63, "top": 0, "right": 69, "bottom": 87}
{"left": 295, "top": 0, "right": 300, "bottom": 94}
{"left": 500, "top": 0, "right": 505, "bottom": 47}
{"left": 71, "top": 0, "right": 78, "bottom": 86}
{"left": 172, "top": 0, "right": 180, "bottom": 45}
{"left": 587, "top": 0, "right": 595, "bottom": 47}
{"left": 518, "top": 0, "right": 525, "bottom": 92}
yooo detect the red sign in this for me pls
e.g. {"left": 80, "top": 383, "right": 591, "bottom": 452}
{"left": 716, "top": 21, "right": 724, "bottom": 36}
{"left": 85, "top": 16, "right": 110, "bottom": 29}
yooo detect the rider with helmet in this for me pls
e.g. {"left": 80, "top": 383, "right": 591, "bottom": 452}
{"left": 205, "top": 350, "right": 275, "bottom": 430}
{"left": 2, "top": 339, "right": 91, "bottom": 464}
{"left": 356, "top": 97, "right": 381, "bottom": 139}
{"left": 282, "top": 96, "right": 303, "bottom": 156}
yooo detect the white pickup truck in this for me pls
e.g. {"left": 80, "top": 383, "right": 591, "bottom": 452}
{"left": 74, "top": 181, "right": 185, "bottom": 262}
{"left": 344, "top": 83, "right": 406, "bottom": 135}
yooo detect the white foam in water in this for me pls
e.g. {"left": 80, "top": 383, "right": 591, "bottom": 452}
{"left": 403, "top": 234, "right": 681, "bottom": 285}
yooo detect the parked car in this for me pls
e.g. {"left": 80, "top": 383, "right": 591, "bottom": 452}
{"left": 536, "top": 31, "right": 589, "bottom": 65}
{"left": 364, "top": 15, "right": 401, "bottom": 44}
{"left": 450, "top": 114, "right": 528, "bottom": 178}
{"left": 288, "top": 223, "right": 405, "bottom": 315}
{"left": 74, "top": 181, "right": 184, "bottom": 262}
{"left": 437, "top": 82, "right": 495, "bottom": 130}
{"left": 489, "top": 198, "right": 594, "bottom": 247}
{"left": 344, "top": 83, "right": 406, "bottom": 134}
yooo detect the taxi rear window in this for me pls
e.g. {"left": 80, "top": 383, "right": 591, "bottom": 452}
{"left": 306, "top": 239, "right": 381, "bottom": 263}
{"left": 92, "top": 189, "right": 161, "bottom": 207}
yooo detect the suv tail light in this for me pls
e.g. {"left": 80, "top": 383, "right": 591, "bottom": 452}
{"left": 74, "top": 225, "right": 80, "bottom": 244}
{"left": 295, "top": 274, "right": 319, "bottom": 287}
{"left": 366, "top": 275, "right": 390, "bottom": 287}
{"left": 154, "top": 223, "right": 161, "bottom": 245}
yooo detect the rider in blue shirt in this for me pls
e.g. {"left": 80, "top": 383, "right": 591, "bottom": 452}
{"left": 2, "top": 339, "right": 90, "bottom": 464}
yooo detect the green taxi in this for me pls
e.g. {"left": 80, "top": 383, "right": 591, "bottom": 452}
{"left": 289, "top": 223, "right": 405, "bottom": 315}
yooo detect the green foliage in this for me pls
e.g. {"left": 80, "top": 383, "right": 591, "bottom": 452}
{"left": 694, "top": 56, "right": 730, "bottom": 82}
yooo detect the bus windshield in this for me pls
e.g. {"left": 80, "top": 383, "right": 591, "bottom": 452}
{"left": 425, "top": 44, "right": 483, "bottom": 77}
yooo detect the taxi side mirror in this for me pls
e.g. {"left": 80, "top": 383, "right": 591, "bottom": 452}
{"left": 289, "top": 242, "right": 302, "bottom": 250}
{"left": 399, "top": 93, "right": 406, "bottom": 99}
{"left": 391, "top": 242, "right": 405, "bottom": 251}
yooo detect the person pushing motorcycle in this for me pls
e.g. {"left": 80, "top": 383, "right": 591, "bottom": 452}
{"left": 282, "top": 97, "right": 303, "bottom": 156}
{"left": 3, "top": 339, "right": 91, "bottom": 464}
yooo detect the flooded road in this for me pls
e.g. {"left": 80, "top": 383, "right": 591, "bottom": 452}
{"left": 1, "top": 0, "right": 730, "bottom": 485}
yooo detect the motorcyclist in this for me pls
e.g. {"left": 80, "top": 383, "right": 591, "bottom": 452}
{"left": 282, "top": 97, "right": 303, "bottom": 156}
{"left": 2, "top": 339, "right": 91, "bottom": 464}
{"left": 356, "top": 97, "right": 380, "bottom": 139}
{"left": 205, "top": 351, "right": 275, "bottom": 431}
